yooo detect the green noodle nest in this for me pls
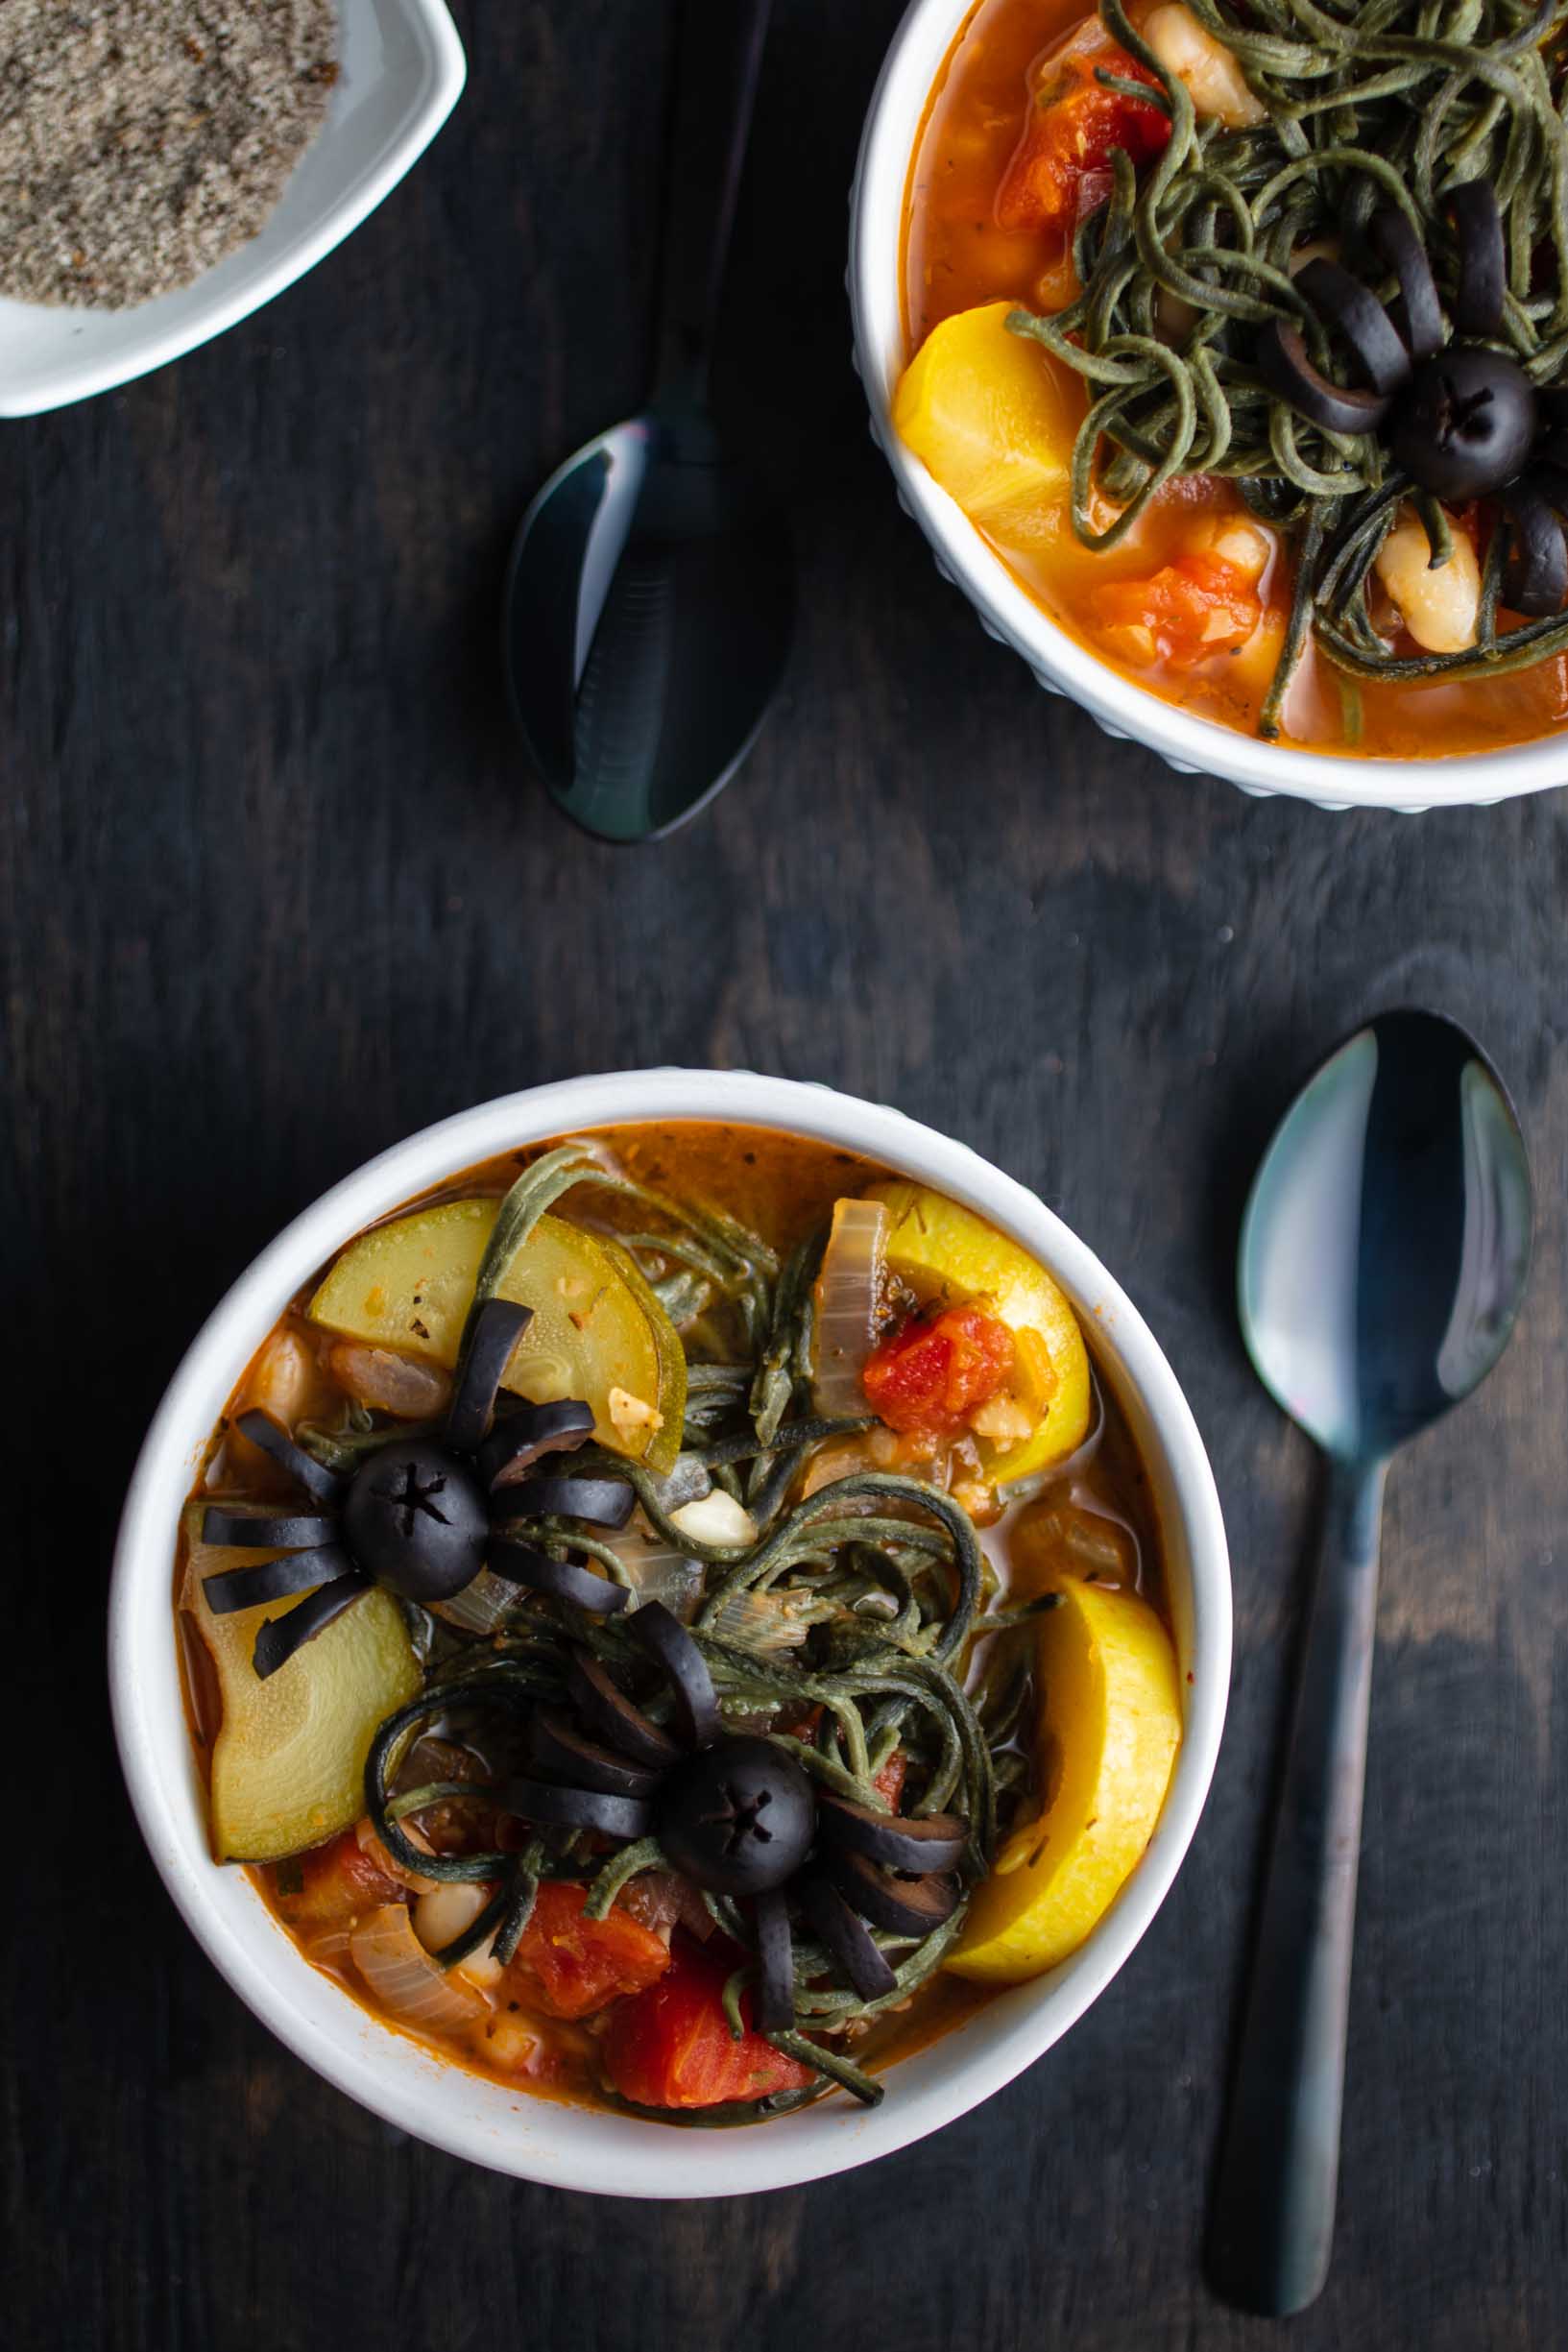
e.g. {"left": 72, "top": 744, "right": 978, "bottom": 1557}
{"left": 1008, "top": 0, "right": 1568, "bottom": 733}
{"left": 318, "top": 1145, "right": 1051, "bottom": 2121}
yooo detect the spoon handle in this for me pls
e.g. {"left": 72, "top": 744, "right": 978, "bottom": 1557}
{"left": 1206, "top": 1451, "right": 1387, "bottom": 2317}
{"left": 653, "top": 0, "right": 774, "bottom": 405}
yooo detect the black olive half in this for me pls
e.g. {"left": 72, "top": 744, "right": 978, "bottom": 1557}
{"left": 819, "top": 1845, "right": 959, "bottom": 1938}
{"left": 479, "top": 1398, "right": 596, "bottom": 1490}
{"left": 232, "top": 1409, "right": 346, "bottom": 1506}
{"left": 1366, "top": 207, "right": 1443, "bottom": 363}
{"left": 503, "top": 1474, "right": 637, "bottom": 1530}
{"left": 488, "top": 1540, "right": 633, "bottom": 1614}
{"left": 340, "top": 1439, "right": 490, "bottom": 1602}
{"left": 498, "top": 1775, "right": 652, "bottom": 1840}
{"left": 1390, "top": 348, "right": 1537, "bottom": 501}
{"left": 796, "top": 1874, "right": 898, "bottom": 2003}
{"left": 202, "top": 1506, "right": 340, "bottom": 1550}
{"left": 204, "top": 1541, "right": 355, "bottom": 1615}
{"left": 1294, "top": 257, "right": 1411, "bottom": 398}
{"left": 1446, "top": 180, "right": 1506, "bottom": 339}
{"left": 1256, "top": 320, "right": 1391, "bottom": 438}
{"left": 1501, "top": 477, "right": 1568, "bottom": 617}
{"left": 754, "top": 1889, "right": 795, "bottom": 2035}
{"left": 529, "top": 1707, "right": 666, "bottom": 1800}
{"left": 657, "top": 1737, "right": 816, "bottom": 1896}
{"left": 252, "top": 1570, "right": 371, "bottom": 1680}
{"left": 814, "top": 1793, "right": 969, "bottom": 1875}
{"left": 445, "top": 1299, "right": 535, "bottom": 1455}
{"left": 567, "top": 1649, "right": 681, "bottom": 1769}
{"left": 627, "top": 1601, "right": 721, "bottom": 1747}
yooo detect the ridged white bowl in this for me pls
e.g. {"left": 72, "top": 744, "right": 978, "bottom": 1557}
{"left": 110, "top": 1071, "right": 1230, "bottom": 2196}
{"left": 0, "top": 0, "right": 465, "bottom": 416}
{"left": 849, "top": 0, "right": 1568, "bottom": 811}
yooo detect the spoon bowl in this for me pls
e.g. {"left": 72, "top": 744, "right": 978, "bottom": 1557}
{"left": 504, "top": 408, "right": 791, "bottom": 842}
{"left": 503, "top": 0, "right": 792, "bottom": 842}
{"left": 1240, "top": 1009, "right": 1533, "bottom": 1460}
{"left": 1208, "top": 1010, "right": 1532, "bottom": 2316}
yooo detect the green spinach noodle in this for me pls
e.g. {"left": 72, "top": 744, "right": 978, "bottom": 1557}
{"left": 1006, "top": 0, "right": 1568, "bottom": 731}
{"left": 346, "top": 1147, "right": 1045, "bottom": 2118}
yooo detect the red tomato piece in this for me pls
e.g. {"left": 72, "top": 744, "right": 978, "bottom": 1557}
{"left": 997, "top": 22, "right": 1170, "bottom": 237}
{"left": 503, "top": 1880, "right": 672, "bottom": 2022}
{"left": 275, "top": 1830, "right": 405, "bottom": 1929}
{"left": 1091, "top": 551, "right": 1264, "bottom": 668}
{"left": 862, "top": 1302, "right": 1016, "bottom": 1436}
{"left": 604, "top": 1939, "right": 816, "bottom": 2110}
{"left": 873, "top": 1749, "right": 908, "bottom": 1809}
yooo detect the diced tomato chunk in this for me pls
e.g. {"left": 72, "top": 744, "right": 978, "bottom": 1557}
{"left": 274, "top": 1830, "right": 405, "bottom": 1930}
{"left": 997, "top": 23, "right": 1170, "bottom": 237}
{"left": 502, "top": 1880, "right": 671, "bottom": 2022}
{"left": 873, "top": 1749, "right": 908, "bottom": 1809}
{"left": 862, "top": 1302, "right": 1015, "bottom": 1437}
{"left": 604, "top": 1939, "right": 816, "bottom": 2110}
{"left": 1091, "top": 551, "right": 1264, "bottom": 668}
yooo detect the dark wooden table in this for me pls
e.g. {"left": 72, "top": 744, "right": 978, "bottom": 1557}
{"left": 6, "top": 4, "right": 1566, "bottom": 2344}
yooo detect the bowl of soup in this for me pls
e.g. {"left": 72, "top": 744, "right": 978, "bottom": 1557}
{"left": 851, "top": 0, "right": 1568, "bottom": 809}
{"left": 110, "top": 1070, "right": 1229, "bottom": 2194}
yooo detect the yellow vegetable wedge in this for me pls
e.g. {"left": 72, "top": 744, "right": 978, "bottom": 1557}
{"left": 181, "top": 1507, "right": 421, "bottom": 1863}
{"left": 893, "top": 301, "right": 1082, "bottom": 551}
{"left": 948, "top": 1575, "right": 1181, "bottom": 1982}
{"left": 306, "top": 1200, "right": 685, "bottom": 1472}
{"left": 863, "top": 1181, "right": 1091, "bottom": 1483}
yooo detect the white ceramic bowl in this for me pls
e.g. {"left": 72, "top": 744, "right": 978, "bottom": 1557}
{"left": 110, "top": 1070, "right": 1230, "bottom": 2196}
{"left": 849, "top": 0, "right": 1568, "bottom": 812}
{"left": 0, "top": 0, "right": 465, "bottom": 417}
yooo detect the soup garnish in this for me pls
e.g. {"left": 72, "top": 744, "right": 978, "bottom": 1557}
{"left": 898, "top": 0, "right": 1568, "bottom": 754}
{"left": 177, "top": 1126, "right": 1181, "bottom": 2121}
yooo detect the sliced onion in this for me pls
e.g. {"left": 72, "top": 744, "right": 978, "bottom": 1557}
{"left": 705, "top": 1587, "right": 823, "bottom": 1652}
{"left": 591, "top": 1518, "right": 705, "bottom": 1619}
{"left": 811, "top": 1198, "right": 888, "bottom": 1416}
{"left": 304, "top": 1927, "right": 352, "bottom": 1968}
{"left": 328, "top": 1343, "right": 452, "bottom": 1420}
{"left": 349, "top": 1904, "right": 492, "bottom": 2029}
{"left": 668, "top": 1490, "right": 758, "bottom": 1548}
{"left": 430, "top": 1565, "right": 519, "bottom": 1637}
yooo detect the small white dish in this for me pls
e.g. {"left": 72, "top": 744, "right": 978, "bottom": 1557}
{"left": 110, "top": 1069, "right": 1231, "bottom": 2196}
{"left": 0, "top": 0, "right": 465, "bottom": 418}
{"left": 849, "top": 0, "right": 1568, "bottom": 812}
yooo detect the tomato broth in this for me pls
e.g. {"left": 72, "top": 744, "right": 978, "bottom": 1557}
{"left": 900, "top": 0, "right": 1568, "bottom": 756}
{"left": 177, "top": 1123, "right": 1176, "bottom": 2123}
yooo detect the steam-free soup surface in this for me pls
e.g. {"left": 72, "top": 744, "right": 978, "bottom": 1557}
{"left": 177, "top": 1122, "right": 1176, "bottom": 2123}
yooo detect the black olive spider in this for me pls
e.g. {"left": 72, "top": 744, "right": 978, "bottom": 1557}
{"left": 201, "top": 1298, "right": 634, "bottom": 1677}
{"left": 1259, "top": 181, "right": 1568, "bottom": 615}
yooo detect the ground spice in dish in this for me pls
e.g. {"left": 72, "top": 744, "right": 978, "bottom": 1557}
{"left": 0, "top": 1, "right": 338, "bottom": 309}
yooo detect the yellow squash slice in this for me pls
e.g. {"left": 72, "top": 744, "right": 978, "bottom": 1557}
{"left": 863, "top": 1181, "right": 1091, "bottom": 1483}
{"left": 948, "top": 1575, "right": 1181, "bottom": 1982}
{"left": 893, "top": 301, "right": 1082, "bottom": 551}
{"left": 182, "top": 1507, "right": 421, "bottom": 1863}
{"left": 306, "top": 1200, "right": 685, "bottom": 1472}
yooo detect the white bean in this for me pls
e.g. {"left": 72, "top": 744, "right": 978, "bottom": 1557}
{"left": 1143, "top": 5, "right": 1267, "bottom": 128}
{"left": 414, "top": 1883, "right": 503, "bottom": 1986}
{"left": 1373, "top": 509, "right": 1480, "bottom": 654}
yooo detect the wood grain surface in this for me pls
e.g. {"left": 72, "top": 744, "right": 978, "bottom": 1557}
{"left": 5, "top": 3, "right": 1567, "bottom": 2345}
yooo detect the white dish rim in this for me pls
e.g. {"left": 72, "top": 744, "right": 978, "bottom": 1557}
{"left": 0, "top": 0, "right": 467, "bottom": 418}
{"left": 848, "top": 0, "right": 1568, "bottom": 812}
{"left": 109, "top": 1067, "right": 1231, "bottom": 2196}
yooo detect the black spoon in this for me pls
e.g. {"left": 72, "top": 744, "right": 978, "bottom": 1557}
{"left": 1207, "top": 1010, "right": 1532, "bottom": 2316}
{"left": 503, "top": 0, "right": 791, "bottom": 842}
